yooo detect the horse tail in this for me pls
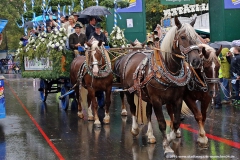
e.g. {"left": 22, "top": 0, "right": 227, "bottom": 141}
{"left": 181, "top": 101, "right": 193, "bottom": 116}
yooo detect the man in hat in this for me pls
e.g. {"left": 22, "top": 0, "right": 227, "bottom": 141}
{"left": 69, "top": 23, "right": 87, "bottom": 57}
{"left": 88, "top": 23, "right": 108, "bottom": 45}
{"left": 86, "top": 17, "right": 97, "bottom": 40}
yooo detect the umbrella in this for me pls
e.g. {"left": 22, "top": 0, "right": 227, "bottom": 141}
{"left": 24, "top": 15, "right": 57, "bottom": 28}
{"left": 32, "top": 15, "right": 57, "bottom": 22}
{"left": 24, "top": 21, "right": 42, "bottom": 28}
{"left": 209, "top": 41, "right": 232, "bottom": 49}
{"left": 77, "top": 14, "right": 89, "bottom": 24}
{"left": 81, "top": 6, "right": 111, "bottom": 16}
{"left": 232, "top": 40, "right": 240, "bottom": 47}
{"left": 77, "top": 14, "right": 102, "bottom": 24}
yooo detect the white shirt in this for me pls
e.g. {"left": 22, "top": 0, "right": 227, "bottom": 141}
{"left": 67, "top": 25, "right": 75, "bottom": 37}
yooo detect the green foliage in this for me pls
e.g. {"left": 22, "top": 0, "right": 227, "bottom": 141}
{"left": 23, "top": 11, "right": 34, "bottom": 19}
{"left": 100, "top": 0, "right": 130, "bottom": 9}
{"left": 100, "top": 0, "right": 115, "bottom": 8}
{"left": 21, "top": 50, "right": 73, "bottom": 79}
{"left": 49, "top": 0, "right": 72, "bottom": 6}
{"left": 117, "top": 1, "right": 130, "bottom": 8}
{"left": 33, "top": 6, "right": 43, "bottom": 15}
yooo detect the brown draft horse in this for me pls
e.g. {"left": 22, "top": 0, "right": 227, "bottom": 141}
{"left": 115, "top": 17, "right": 202, "bottom": 158}
{"left": 166, "top": 44, "right": 221, "bottom": 147}
{"left": 70, "top": 40, "right": 113, "bottom": 127}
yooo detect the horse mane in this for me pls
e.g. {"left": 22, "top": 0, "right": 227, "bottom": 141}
{"left": 160, "top": 23, "right": 201, "bottom": 60}
{"left": 91, "top": 41, "right": 99, "bottom": 50}
{"left": 198, "top": 43, "right": 218, "bottom": 63}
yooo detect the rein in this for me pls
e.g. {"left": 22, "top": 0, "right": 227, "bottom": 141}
{"left": 153, "top": 47, "right": 186, "bottom": 59}
{"left": 188, "top": 52, "right": 220, "bottom": 92}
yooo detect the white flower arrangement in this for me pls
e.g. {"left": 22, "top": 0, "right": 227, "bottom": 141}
{"left": 109, "top": 26, "right": 127, "bottom": 47}
{"left": 16, "top": 27, "right": 67, "bottom": 58}
{"left": 47, "top": 27, "right": 67, "bottom": 51}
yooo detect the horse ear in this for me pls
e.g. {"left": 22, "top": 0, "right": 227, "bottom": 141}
{"left": 141, "top": 40, "right": 147, "bottom": 48}
{"left": 190, "top": 17, "right": 197, "bottom": 27}
{"left": 216, "top": 45, "right": 222, "bottom": 57}
{"left": 202, "top": 47, "right": 210, "bottom": 59}
{"left": 131, "top": 42, "right": 136, "bottom": 47}
{"left": 98, "top": 40, "right": 103, "bottom": 47}
{"left": 174, "top": 16, "right": 182, "bottom": 29}
{"left": 86, "top": 42, "right": 92, "bottom": 47}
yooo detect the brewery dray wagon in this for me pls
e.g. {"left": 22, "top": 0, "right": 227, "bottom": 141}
{"left": 17, "top": 28, "right": 143, "bottom": 111}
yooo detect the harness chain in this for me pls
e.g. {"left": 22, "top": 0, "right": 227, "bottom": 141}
{"left": 85, "top": 46, "right": 112, "bottom": 78}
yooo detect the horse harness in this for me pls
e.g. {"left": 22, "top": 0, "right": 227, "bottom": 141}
{"left": 187, "top": 53, "right": 220, "bottom": 92}
{"left": 85, "top": 47, "right": 112, "bottom": 78}
{"left": 124, "top": 49, "right": 192, "bottom": 124}
{"left": 127, "top": 49, "right": 192, "bottom": 94}
{"left": 74, "top": 47, "right": 112, "bottom": 100}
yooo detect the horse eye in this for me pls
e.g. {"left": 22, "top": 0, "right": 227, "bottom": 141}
{"left": 181, "top": 36, "right": 186, "bottom": 40}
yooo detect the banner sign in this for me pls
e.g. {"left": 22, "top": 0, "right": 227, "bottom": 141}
{"left": 117, "top": 0, "right": 142, "bottom": 13}
{"left": 24, "top": 57, "right": 52, "bottom": 70}
{"left": 0, "top": 77, "right": 6, "bottom": 119}
{"left": 224, "top": 0, "right": 240, "bottom": 9}
{"left": 161, "top": 0, "right": 195, "bottom": 5}
{"left": 163, "top": 3, "right": 208, "bottom": 17}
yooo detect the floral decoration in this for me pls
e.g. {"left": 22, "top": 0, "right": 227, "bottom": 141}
{"left": 109, "top": 26, "right": 127, "bottom": 47}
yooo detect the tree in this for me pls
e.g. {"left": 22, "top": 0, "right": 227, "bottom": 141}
{"left": 145, "top": 0, "right": 165, "bottom": 31}
{"left": 0, "top": 0, "right": 25, "bottom": 50}
{"left": 0, "top": 0, "right": 209, "bottom": 50}
{"left": 146, "top": 0, "right": 208, "bottom": 31}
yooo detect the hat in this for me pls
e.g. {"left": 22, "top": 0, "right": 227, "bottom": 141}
{"left": 71, "top": 12, "right": 79, "bottom": 17}
{"left": 95, "top": 23, "right": 102, "bottom": 28}
{"left": 74, "top": 23, "right": 82, "bottom": 28}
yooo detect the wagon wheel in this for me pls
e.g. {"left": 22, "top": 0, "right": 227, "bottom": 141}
{"left": 40, "top": 79, "right": 48, "bottom": 102}
{"left": 60, "top": 86, "right": 69, "bottom": 111}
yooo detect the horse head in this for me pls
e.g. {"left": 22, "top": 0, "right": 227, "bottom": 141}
{"left": 161, "top": 16, "right": 201, "bottom": 69}
{"left": 87, "top": 40, "right": 106, "bottom": 76}
{"left": 129, "top": 39, "right": 146, "bottom": 48}
{"left": 199, "top": 44, "right": 221, "bottom": 97}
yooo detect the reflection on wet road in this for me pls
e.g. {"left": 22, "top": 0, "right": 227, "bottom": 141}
{"left": 0, "top": 74, "right": 240, "bottom": 160}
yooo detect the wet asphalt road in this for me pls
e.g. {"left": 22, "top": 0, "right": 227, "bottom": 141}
{"left": 0, "top": 74, "right": 240, "bottom": 160}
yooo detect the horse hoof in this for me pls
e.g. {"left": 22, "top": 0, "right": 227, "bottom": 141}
{"left": 164, "top": 152, "right": 176, "bottom": 159}
{"left": 148, "top": 137, "right": 156, "bottom": 144}
{"left": 94, "top": 124, "right": 101, "bottom": 128}
{"left": 197, "top": 136, "right": 208, "bottom": 148}
{"left": 103, "top": 118, "right": 110, "bottom": 124}
{"left": 197, "top": 142, "right": 209, "bottom": 149}
{"left": 88, "top": 116, "right": 94, "bottom": 121}
{"left": 94, "top": 121, "right": 101, "bottom": 128}
{"left": 77, "top": 112, "right": 84, "bottom": 119}
{"left": 131, "top": 128, "right": 139, "bottom": 137}
{"left": 121, "top": 110, "right": 127, "bottom": 116}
